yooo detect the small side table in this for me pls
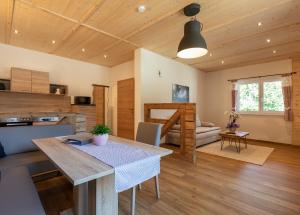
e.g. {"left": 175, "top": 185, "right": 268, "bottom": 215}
{"left": 219, "top": 131, "right": 250, "bottom": 153}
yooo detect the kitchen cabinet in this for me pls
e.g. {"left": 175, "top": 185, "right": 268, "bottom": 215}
{"left": 32, "top": 71, "right": 49, "bottom": 93}
{"left": 10, "top": 68, "right": 49, "bottom": 94}
{"left": 11, "top": 68, "right": 32, "bottom": 92}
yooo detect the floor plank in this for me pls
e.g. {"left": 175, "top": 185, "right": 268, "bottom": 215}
{"left": 35, "top": 142, "right": 300, "bottom": 215}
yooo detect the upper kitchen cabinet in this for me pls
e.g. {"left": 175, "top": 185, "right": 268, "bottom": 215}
{"left": 10, "top": 68, "right": 49, "bottom": 94}
{"left": 31, "top": 71, "right": 49, "bottom": 94}
{"left": 11, "top": 68, "right": 32, "bottom": 92}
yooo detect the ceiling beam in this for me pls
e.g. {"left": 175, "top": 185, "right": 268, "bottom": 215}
{"left": 17, "top": 0, "right": 139, "bottom": 52}
{"left": 50, "top": 0, "right": 112, "bottom": 53}
{"left": 84, "top": 1, "right": 194, "bottom": 60}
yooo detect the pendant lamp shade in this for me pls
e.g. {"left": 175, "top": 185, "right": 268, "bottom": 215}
{"left": 177, "top": 20, "right": 208, "bottom": 59}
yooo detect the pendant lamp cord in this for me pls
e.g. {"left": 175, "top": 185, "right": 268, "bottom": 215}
{"left": 191, "top": 16, "right": 203, "bottom": 31}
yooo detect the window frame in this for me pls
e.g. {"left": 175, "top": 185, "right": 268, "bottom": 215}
{"left": 236, "top": 76, "right": 284, "bottom": 116}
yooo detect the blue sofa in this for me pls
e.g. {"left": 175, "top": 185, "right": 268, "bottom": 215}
{"left": 0, "top": 125, "right": 74, "bottom": 215}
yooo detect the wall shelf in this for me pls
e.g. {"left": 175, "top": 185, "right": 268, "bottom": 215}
{"left": 0, "top": 79, "right": 11, "bottom": 91}
{"left": 50, "top": 84, "right": 68, "bottom": 95}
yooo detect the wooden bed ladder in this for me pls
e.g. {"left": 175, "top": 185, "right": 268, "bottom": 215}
{"left": 144, "top": 103, "right": 197, "bottom": 163}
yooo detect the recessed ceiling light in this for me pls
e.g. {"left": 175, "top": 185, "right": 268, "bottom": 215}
{"left": 103, "top": 54, "right": 108, "bottom": 59}
{"left": 137, "top": 5, "right": 146, "bottom": 13}
{"left": 14, "top": 29, "right": 18, "bottom": 34}
{"left": 209, "top": 53, "right": 213, "bottom": 57}
{"left": 51, "top": 40, "right": 56, "bottom": 44}
{"left": 273, "top": 50, "right": 277, "bottom": 54}
{"left": 81, "top": 48, "right": 85, "bottom": 52}
{"left": 266, "top": 39, "right": 271, "bottom": 43}
{"left": 257, "top": 22, "right": 262, "bottom": 27}
{"left": 221, "top": 60, "right": 224, "bottom": 64}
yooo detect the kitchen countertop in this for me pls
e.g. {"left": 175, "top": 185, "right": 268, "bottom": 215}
{"left": 0, "top": 112, "right": 83, "bottom": 121}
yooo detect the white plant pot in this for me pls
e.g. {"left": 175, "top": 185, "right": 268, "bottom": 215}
{"left": 93, "top": 134, "right": 109, "bottom": 146}
{"left": 228, "top": 127, "right": 237, "bottom": 133}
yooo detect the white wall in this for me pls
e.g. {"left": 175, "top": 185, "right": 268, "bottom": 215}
{"left": 203, "top": 59, "right": 293, "bottom": 144}
{"left": 0, "top": 43, "right": 110, "bottom": 101}
{"left": 134, "top": 48, "right": 205, "bottom": 133}
{"left": 108, "top": 60, "right": 134, "bottom": 135}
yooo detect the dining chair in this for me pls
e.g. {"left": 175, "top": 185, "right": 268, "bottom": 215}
{"left": 130, "top": 122, "right": 162, "bottom": 215}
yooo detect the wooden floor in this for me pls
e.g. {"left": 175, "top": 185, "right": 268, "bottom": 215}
{"left": 35, "top": 141, "right": 300, "bottom": 215}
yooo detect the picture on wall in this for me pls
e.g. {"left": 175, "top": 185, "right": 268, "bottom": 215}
{"left": 172, "top": 84, "right": 189, "bottom": 103}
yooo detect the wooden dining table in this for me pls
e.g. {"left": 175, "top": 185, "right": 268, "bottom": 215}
{"left": 32, "top": 135, "right": 172, "bottom": 215}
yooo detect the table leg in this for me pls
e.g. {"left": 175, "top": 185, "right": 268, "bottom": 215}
{"left": 60, "top": 183, "right": 88, "bottom": 215}
{"left": 88, "top": 174, "right": 118, "bottom": 215}
{"left": 234, "top": 138, "right": 238, "bottom": 152}
{"left": 221, "top": 137, "right": 224, "bottom": 150}
{"left": 238, "top": 138, "right": 241, "bottom": 153}
{"left": 245, "top": 137, "right": 247, "bottom": 149}
{"left": 74, "top": 183, "right": 88, "bottom": 215}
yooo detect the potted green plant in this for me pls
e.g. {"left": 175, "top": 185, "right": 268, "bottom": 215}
{"left": 91, "top": 124, "right": 111, "bottom": 146}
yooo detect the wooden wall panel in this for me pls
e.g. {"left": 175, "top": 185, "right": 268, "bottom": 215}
{"left": 144, "top": 103, "right": 196, "bottom": 163}
{"left": 93, "top": 85, "right": 105, "bottom": 124}
{"left": 0, "top": 92, "right": 71, "bottom": 113}
{"left": 292, "top": 57, "right": 300, "bottom": 145}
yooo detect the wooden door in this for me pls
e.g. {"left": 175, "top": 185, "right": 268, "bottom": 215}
{"left": 117, "top": 78, "right": 134, "bottom": 139}
{"left": 11, "top": 68, "right": 32, "bottom": 92}
{"left": 93, "top": 85, "right": 105, "bottom": 125}
{"left": 31, "top": 71, "right": 49, "bottom": 94}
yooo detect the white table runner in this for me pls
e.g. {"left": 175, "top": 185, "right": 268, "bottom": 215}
{"left": 70, "top": 140, "right": 160, "bottom": 192}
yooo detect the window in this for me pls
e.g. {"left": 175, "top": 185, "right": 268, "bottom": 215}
{"left": 238, "top": 82, "right": 259, "bottom": 112}
{"left": 237, "top": 77, "right": 284, "bottom": 114}
{"left": 263, "top": 81, "right": 284, "bottom": 112}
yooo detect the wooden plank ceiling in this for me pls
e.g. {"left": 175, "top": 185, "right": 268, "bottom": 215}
{"left": 0, "top": 0, "right": 300, "bottom": 71}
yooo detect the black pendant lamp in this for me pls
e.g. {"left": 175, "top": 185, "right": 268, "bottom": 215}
{"left": 177, "top": 3, "right": 208, "bottom": 59}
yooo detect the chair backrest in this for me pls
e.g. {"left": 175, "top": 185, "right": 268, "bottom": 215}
{"left": 136, "top": 122, "right": 162, "bottom": 146}
{"left": 0, "top": 125, "right": 75, "bottom": 155}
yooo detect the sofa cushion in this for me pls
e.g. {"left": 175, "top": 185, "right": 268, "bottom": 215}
{"left": 0, "top": 166, "right": 46, "bottom": 215}
{"left": 0, "top": 151, "right": 48, "bottom": 171}
{"left": 0, "top": 125, "right": 75, "bottom": 155}
{"left": 196, "top": 126, "right": 221, "bottom": 134}
{"left": 201, "top": 121, "right": 215, "bottom": 127}
{"left": 170, "top": 125, "right": 220, "bottom": 134}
